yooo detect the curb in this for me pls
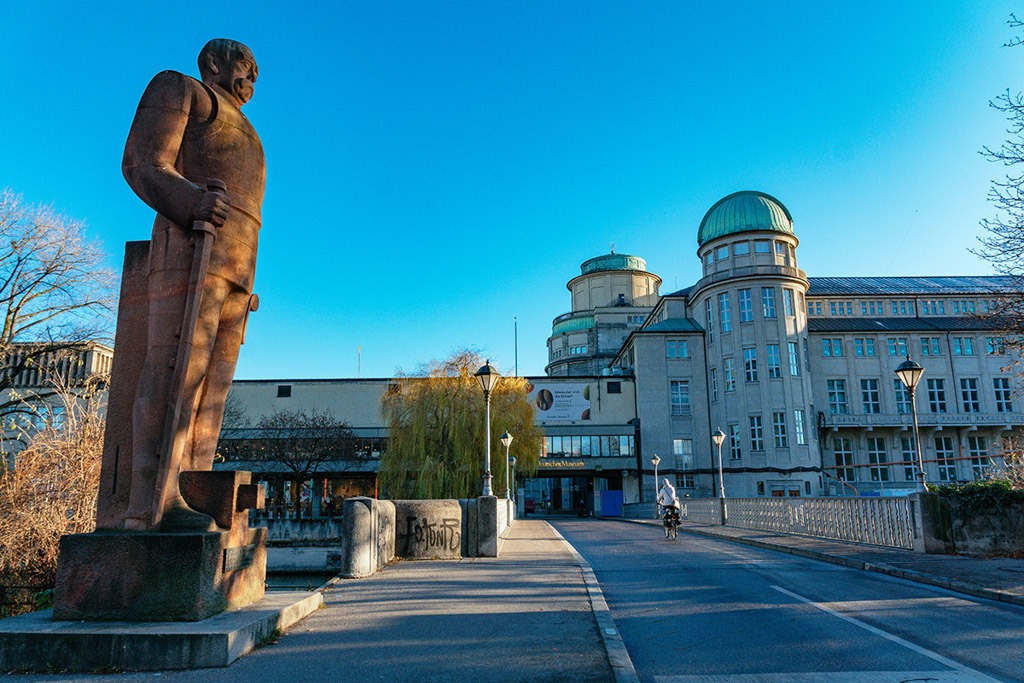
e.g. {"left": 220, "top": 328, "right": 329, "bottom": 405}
{"left": 546, "top": 523, "right": 640, "bottom": 683}
{"left": 617, "top": 518, "right": 1024, "bottom": 609}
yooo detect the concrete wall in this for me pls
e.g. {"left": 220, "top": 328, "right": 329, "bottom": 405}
{"left": 338, "top": 497, "right": 395, "bottom": 578}
{"left": 948, "top": 499, "right": 1024, "bottom": 555}
{"left": 393, "top": 500, "right": 462, "bottom": 559}
{"left": 229, "top": 379, "right": 389, "bottom": 428}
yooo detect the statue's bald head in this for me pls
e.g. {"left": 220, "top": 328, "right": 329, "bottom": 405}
{"left": 197, "top": 39, "right": 258, "bottom": 106}
{"left": 198, "top": 39, "right": 257, "bottom": 80}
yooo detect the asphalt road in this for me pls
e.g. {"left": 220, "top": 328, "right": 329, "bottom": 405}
{"left": 552, "top": 518, "right": 1024, "bottom": 683}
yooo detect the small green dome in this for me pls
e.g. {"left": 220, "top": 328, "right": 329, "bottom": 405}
{"left": 580, "top": 253, "right": 648, "bottom": 275}
{"left": 697, "top": 191, "right": 794, "bottom": 246}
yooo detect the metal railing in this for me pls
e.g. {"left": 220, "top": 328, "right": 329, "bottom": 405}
{"left": 624, "top": 496, "right": 915, "bottom": 550}
{"left": 679, "top": 498, "right": 723, "bottom": 526}
{"left": 721, "top": 497, "right": 914, "bottom": 550}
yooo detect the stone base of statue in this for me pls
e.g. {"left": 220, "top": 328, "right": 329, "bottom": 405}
{"left": 53, "top": 471, "right": 267, "bottom": 622}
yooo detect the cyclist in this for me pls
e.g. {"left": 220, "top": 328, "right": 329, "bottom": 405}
{"left": 657, "top": 478, "right": 680, "bottom": 510}
{"left": 657, "top": 478, "right": 681, "bottom": 539}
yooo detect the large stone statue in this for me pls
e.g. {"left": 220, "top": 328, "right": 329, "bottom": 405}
{"left": 116, "top": 38, "right": 266, "bottom": 531}
{"left": 53, "top": 39, "right": 268, "bottom": 622}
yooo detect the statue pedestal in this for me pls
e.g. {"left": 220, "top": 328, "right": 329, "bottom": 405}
{"left": 53, "top": 470, "right": 267, "bottom": 622}
{"left": 53, "top": 527, "right": 267, "bottom": 622}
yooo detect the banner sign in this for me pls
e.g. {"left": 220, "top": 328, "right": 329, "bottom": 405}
{"left": 528, "top": 383, "right": 591, "bottom": 421}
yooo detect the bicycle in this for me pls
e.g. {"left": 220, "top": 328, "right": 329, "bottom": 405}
{"left": 662, "top": 507, "right": 680, "bottom": 540}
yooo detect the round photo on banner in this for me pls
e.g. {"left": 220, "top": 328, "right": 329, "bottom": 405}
{"left": 535, "top": 389, "right": 554, "bottom": 411}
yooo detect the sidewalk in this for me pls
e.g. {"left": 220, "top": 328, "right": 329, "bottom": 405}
{"left": 11, "top": 517, "right": 1024, "bottom": 681}
{"left": 13, "top": 520, "right": 622, "bottom": 683}
{"left": 625, "top": 517, "right": 1024, "bottom": 607}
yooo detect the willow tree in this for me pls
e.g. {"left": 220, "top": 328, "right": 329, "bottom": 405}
{"left": 379, "top": 349, "right": 541, "bottom": 499}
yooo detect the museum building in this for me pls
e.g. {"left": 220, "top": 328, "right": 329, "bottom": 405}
{"left": 217, "top": 190, "right": 1023, "bottom": 515}
{"left": 558, "top": 191, "right": 1020, "bottom": 499}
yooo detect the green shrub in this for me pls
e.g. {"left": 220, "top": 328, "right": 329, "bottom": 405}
{"left": 934, "top": 479, "right": 1024, "bottom": 514}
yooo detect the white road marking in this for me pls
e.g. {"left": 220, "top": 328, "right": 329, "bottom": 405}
{"left": 771, "top": 585, "right": 999, "bottom": 682}
{"left": 656, "top": 672, "right": 996, "bottom": 682}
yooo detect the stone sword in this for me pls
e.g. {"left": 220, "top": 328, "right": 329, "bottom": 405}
{"left": 151, "top": 179, "right": 227, "bottom": 528}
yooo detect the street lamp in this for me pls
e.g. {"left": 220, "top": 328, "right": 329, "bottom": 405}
{"left": 501, "top": 431, "right": 514, "bottom": 499}
{"left": 509, "top": 455, "right": 517, "bottom": 504}
{"left": 475, "top": 360, "right": 501, "bottom": 496}
{"left": 895, "top": 356, "right": 927, "bottom": 493}
{"left": 711, "top": 429, "right": 726, "bottom": 499}
{"left": 651, "top": 454, "right": 661, "bottom": 518}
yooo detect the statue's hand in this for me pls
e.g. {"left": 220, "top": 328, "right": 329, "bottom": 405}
{"left": 191, "top": 184, "right": 231, "bottom": 228}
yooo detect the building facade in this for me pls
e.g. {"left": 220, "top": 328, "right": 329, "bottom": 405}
{"left": 546, "top": 252, "right": 661, "bottom": 377}
{"left": 610, "top": 191, "right": 1020, "bottom": 499}
{"left": 214, "top": 189, "right": 1022, "bottom": 514}
{"left": 1, "top": 341, "right": 113, "bottom": 466}
{"left": 217, "top": 375, "right": 640, "bottom": 517}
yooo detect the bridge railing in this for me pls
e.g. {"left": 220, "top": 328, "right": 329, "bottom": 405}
{"left": 623, "top": 496, "right": 916, "bottom": 551}
{"left": 723, "top": 497, "right": 914, "bottom": 550}
{"left": 679, "top": 498, "right": 723, "bottom": 526}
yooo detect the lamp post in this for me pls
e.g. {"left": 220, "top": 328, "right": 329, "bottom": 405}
{"left": 895, "top": 356, "right": 927, "bottom": 493}
{"left": 651, "top": 454, "right": 661, "bottom": 518}
{"left": 475, "top": 360, "right": 501, "bottom": 496}
{"left": 501, "top": 431, "right": 514, "bottom": 499}
{"left": 509, "top": 455, "right": 517, "bottom": 504}
{"left": 711, "top": 428, "right": 727, "bottom": 523}
{"left": 711, "top": 429, "right": 726, "bottom": 499}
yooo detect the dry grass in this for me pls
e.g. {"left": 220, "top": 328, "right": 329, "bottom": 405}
{"left": 0, "top": 377, "right": 103, "bottom": 616}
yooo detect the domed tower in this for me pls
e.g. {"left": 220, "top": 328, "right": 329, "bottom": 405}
{"left": 546, "top": 251, "right": 661, "bottom": 376}
{"left": 693, "top": 191, "right": 819, "bottom": 496}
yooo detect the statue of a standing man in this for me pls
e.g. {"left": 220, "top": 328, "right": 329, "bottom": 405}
{"left": 120, "top": 38, "right": 265, "bottom": 531}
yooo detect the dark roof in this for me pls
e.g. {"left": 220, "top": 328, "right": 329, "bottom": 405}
{"left": 641, "top": 318, "right": 705, "bottom": 333}
{"left": 809, "top": 316, "right": 1010, "bottom": 333}
{"left": 807, "top": 276, "right": 1016, "bottom": 296}
{"left": 663, "top": 286, "right": 694, "bottom": 299}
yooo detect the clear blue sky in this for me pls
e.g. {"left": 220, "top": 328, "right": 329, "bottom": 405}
{"left": 1, "top": 2, "right": 1020, "bottom": 379}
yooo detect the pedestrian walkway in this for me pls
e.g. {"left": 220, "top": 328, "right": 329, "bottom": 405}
{"left": 14, "top": 520, "right": 619, "bottom": 683}
{"left": 11, "top": 517, "right": 1024, "bottom": 682}
{"left": 626, "top": 517, "right": 1024, "bottom": 607}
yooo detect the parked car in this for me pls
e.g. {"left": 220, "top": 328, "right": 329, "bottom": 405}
{"left": 524, "top": 498, "right": 537, "bottom": 514}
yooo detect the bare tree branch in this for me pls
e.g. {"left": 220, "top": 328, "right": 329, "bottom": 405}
{"left": 0, "top": 190, "right": 117, "bottom": 418}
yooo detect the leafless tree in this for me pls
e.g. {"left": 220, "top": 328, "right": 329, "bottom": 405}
{"left": 976, "top": 16, "right": 1024, "bottom": 353}
{"left": 220, "top": 389, "right": 248, "bottom": 429}
{"left": 252, "top": 408, "right": 356, "bottom": 481}
{"left": 0, "top": 189, "right": 117, "bottom": 422}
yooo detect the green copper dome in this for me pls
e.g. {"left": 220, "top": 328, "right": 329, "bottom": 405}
{"left": 697, "top": 191, "right": 794, "bottom": 246}
{"left": 580, "top": 253, "right": 648, "bottom": 275}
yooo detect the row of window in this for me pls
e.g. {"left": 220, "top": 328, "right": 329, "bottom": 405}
{"left": 733, "top": 411, "right": 808, "bottom": 455}
{"left": 832, "top": 435, "right": 992, "bottom": 483}
{"left": 705, "top": 343, "right": 803, "bottom": 400}
{"left": 821, "top": 336, "right": 1006, "bottom": 358}
{"left": 705, "top": 287, "right": 799, "bottom": 339}
{"left": 673, "top": 474, "right": 810, "bottom": 495}
{"left": 550, "top": 344, "right": 590, "bottom": 360}
{"left": 542, "top": 435, "right": 635, "bottom": 458}
{"left": 827, "top": 377, "right": 1015, "bottom": 415}
{"left": 216, "top": 436, "right": 383, "bottom": 460}
{"left": 5, "top": 404, "right": 67, "bottom": 431}
{"left": 703, "top": 239, "right": 794, "bottom": 267}
{"left": 808, "top": 298, "right": 996, "bottom": 318}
